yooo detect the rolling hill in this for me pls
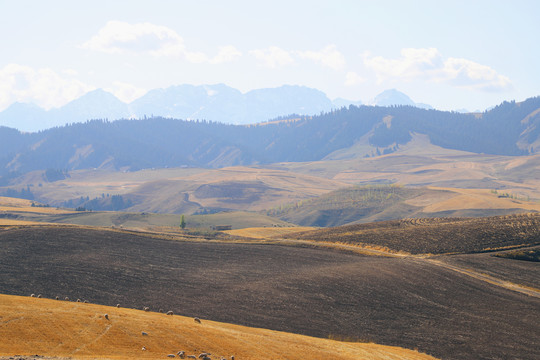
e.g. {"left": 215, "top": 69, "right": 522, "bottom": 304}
{"left": 0, "top": 224, "right": 538, "bottom": 360}
{"left": 283, "top": 212, "right": 540, "bottom": 255}
{"left": 2, "top": 96, "right": 540, "bottom": 180}
{"left": 0, "top": 294, "right": 437, "bottom": 360}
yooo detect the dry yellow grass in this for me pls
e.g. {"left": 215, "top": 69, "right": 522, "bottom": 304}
{"left": 0, "top": 294, "right": 437, "bottom": 360}
{"left": 420, "top": 187, "right": 540, "bottom": 213}
{"left": 225, "top": 226, "right": 317, "bottom": 239}
{"left": 0, "top": 196, "right": 74, "bottom": 215}
{"left": 0, "top": 196, "right": 34, "bottom": 207}
{"left": 0, "top": 219, "right": 45, "bottom": 226}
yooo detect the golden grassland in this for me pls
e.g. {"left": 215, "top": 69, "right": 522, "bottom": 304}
{"left": 420, "top": 187, "right": 540, "bottom": 213}
{"left": 225, "top": 226, "right": 317, "bottom": 239}
{"left": 0, "top": 294, "right": 437, "bottom": 360}
{"left": 0, "top": 196, "right": 75, "bottom": 215}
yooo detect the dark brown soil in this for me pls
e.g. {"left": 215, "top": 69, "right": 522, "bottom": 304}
{"left": 438, "top": 246, "right": 540, "bottom": 290}
{"left": 1, "top": 225, "right": 539, "bottom": 360}
{"left": 285, "top": 213, "right": 540, "bottom": 254}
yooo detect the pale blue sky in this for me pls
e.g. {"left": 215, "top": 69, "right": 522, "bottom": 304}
{"left": 1, "top": 0, "right": 538, "bottom": 112}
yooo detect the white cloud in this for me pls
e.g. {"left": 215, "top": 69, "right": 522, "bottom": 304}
{"left": 210, "top": 46, "right": 242, "bottom": 64}
{"left": 104, "top": 81, "right": 146, "bottom": 103}
{"left": 0, "top": 64, "right": 94, "bottom": 111}
{"left": 297, "top": 45, "right": 345, "bottom": 70}
{"left": 363, "top": 48, "right": 443, "bottom": 81}
{"left": 345, "top": 71, "right": 365, "bottom": 86}
{"left": 443, "top": 57, "right": 512, "bottom": 91}
{"left": 363, "top": 48, "right": 511, "bottom": 91}
{"left": 81, "top": 21, "right": 185, "bottom": 56}
{"left": 249, "top": 46, "right": 295, "bottom": 68}
{"left": 81, "top": 21, "right": 241, "bottom": 65}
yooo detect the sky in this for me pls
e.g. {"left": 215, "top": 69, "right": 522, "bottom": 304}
{"left": 1, "top": 0, "right": 539, "bottom": 112}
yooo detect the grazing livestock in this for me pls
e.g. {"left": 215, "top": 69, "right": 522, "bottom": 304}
{"left": 30, "top": 294, "right": 35, "bottom": 297}
{"left": 166, "top": 310, "right": 174, "bottom": 316}
{"left": 37, "top": 294, "right": 42, "bottom": 298}
{"left": 104, "top": 314, "right": 109, "bottom": 320}
{"left": 116, "top": 304, "right": 120, "bottom": 308}
{"left": 194, "top": 317, "right": 201, "bottom": 324}
{"left": 142, "top": 331, "right": 148, "bottom": 336}
{"left": 143, "top": 306, "right": 150, "bottom": 311}
{"left": 177, "top": 351, "right": 185, "bottom": 358}
{"left": 167, "top": 355, "right": 176, "bottom": 358}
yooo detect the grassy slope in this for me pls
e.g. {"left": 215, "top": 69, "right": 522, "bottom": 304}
{"left": 225, "top": 226, "right": 317, "bottom": 239}
{"left": 6, "top": 149, "right": 540, "bottom": 221}
{"left": 0, "top": 294, "right": 436, "bottom": 360}
{"left": 266, "top": 185, "right": 540, "bottom": 227}
{"left": 0, "top": 196, "right": 296, "bottom": 230}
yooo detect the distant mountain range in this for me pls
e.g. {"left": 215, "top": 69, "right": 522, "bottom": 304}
{"left": 1, "top": 96, "right": 539, "bottom": 182}
{"left": 0, "top": 85, "right": 432, "bottom": 132}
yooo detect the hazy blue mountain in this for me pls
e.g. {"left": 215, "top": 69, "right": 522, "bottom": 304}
{"left": 49, "top": 89, "right": 131, "bottom": 126}
{"left": 371, "top": 89, "right": 432, "bottom": 109}
{"left": 129, "top": 84, "right": 334, "bottom": 124}
{"left": 2, "top": 96, "right": 540, "bottom": 181}
{"left": 0, "top": 90, "right": 130, "bottom": 132}
{"left": 0, "top": 84, "right": 341, "bottom": 131}
{"left": 128, "top": 84, "right": 245, "bottom": 121}
{"left": 243, "top": 85, "right": 333, "bottom": 122}
{"left": 0, "top": 102, "right": 47, "bottom": 132}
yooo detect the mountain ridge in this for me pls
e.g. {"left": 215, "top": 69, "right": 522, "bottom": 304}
{"left": 1, "top": 96, "right": 540, "bottom": 182}
{"left": 0, "top": 85, "right": 433, "bottom": 132}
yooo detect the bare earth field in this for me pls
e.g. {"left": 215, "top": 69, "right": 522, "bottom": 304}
{"left": 285, "top": 213, "right": 540, "bottom": 254}
{"left": 1, "top": 225, "right": 539, "bottom": 360}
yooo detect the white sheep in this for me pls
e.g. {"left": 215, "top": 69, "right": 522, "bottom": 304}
{"left": 167, "top": 354, "right": 176, "bottom": 358}
{"left": 104, "top": 314, "right": 109, "bottom": 320}
{"left": 194, "top": 317, "right": 201, "bottom": 324}
{"left": 142, "top": 331, "right": 148, "bottom": 336}
{"left": 143, "top": 306, "right": 150, "bottom": 312}
{"left": 167, "top": 310, "right": 174, "bottom": 316}
{"left": 177, "top": 351, "right": 185, "bottom": 359}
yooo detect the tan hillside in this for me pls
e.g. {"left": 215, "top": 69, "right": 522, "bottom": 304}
{"left": 225, "top": 226, "right": 317, "bottom": 239}
{"left": 0, "top": 294, "right": 437, "bottom": 360}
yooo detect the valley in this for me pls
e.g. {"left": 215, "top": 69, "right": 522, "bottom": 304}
{"left": 2, "top": 98, "right": 540, "bottom": 360}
